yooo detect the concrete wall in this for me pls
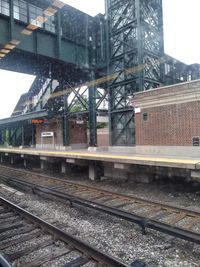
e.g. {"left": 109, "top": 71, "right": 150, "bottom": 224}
{"left": 133, "top": 79, "right": 200, "bottom": 146}
{"left": 109, "top": 145, "right": 200, "bottom": 158}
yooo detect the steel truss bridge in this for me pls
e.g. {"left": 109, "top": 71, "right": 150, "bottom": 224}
{"left": 0, "top": 0, "right": 199, "bottom": 147}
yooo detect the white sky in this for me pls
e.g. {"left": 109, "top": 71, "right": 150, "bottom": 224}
{"left": 0, "top": 0, "right": 199, "bottom": 119}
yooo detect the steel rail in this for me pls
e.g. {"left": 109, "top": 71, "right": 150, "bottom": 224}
{"left": 0, "top": 255, "right": 12, "bottom": 267}
{"left": 0, "top": 165, "right": 199, "bottom": 217}
{"left": 1, "top": 174, "right": 200, "bottom": 245}
{"left": 0, "top": 196, "right": 130, "bottom": 267}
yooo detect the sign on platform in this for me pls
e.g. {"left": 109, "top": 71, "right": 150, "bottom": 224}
{"left": 135, "top": 107, "right": 141, "bottom": 114}
{"left": 76, "top": 120, "right": 84, "bottom": 124}
{"left": 41, "top": 132, "right": 54, "bottom": 137}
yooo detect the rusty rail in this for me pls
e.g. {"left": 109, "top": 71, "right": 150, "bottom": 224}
{"left": 0, "top": 165, "right": 200, "bottom": 245}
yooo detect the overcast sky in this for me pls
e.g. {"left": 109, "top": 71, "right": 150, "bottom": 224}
{"left": 0, "top": 0, "right": 199, "bottom": 119}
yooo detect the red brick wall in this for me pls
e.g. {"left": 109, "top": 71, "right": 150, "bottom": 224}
{"left": 97, "top": 128, "right": 109, "bottom": 146}
{"left": 36, "top": 119, "right": 87, "bottom": 146}
{"left": 36, "top": 120, "right": 63, "bottom": 146}
{"left": 69, "top": 120, "right": 87, "bottom": 144}
{"left": 135, "top": 100, "right": 200, "bottom": 146}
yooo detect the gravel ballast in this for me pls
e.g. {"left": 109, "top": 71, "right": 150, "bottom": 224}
{"left": 0, "top": 178, "right": 200, "bottom": 267}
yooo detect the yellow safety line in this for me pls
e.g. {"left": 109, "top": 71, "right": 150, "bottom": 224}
{"left": 0, "top": 148, "right": 199, "bottom": 166}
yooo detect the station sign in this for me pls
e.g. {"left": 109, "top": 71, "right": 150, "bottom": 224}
{"left": 76, "top": 120, "right": 84, "bottom": 124}
{"left": 41, "top": 132, "right": 54, "bottom": 137}
{"left": 32, "top": 119, "right": 44, "bottom": 124}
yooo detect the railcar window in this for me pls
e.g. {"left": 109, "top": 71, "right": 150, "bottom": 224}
{"left": 29, "top": 4, "right": 43, "bottom": 27}
{"left": 0, "top": 0, "right": 9, "bottom": 16}
{"left": 14, "top": 0, "right": 28, "bottom": 23}
{"left": 44, "top": 15, "right": 55, "bottom": 33}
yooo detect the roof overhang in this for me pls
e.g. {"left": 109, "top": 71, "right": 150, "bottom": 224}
{"left": 0, "top": 110, "right": 48, "bottom": 127}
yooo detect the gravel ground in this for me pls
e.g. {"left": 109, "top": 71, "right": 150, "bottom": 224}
{"left": 0, "top": 178, "right": 200, "bottom": 267}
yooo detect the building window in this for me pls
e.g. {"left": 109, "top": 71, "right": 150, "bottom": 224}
{"left": 165, "top": 63, "right": 171, "bottom": 75}
{"left": 44, "top": 15, "right": 55, "bottom": 33}
{"left": 0, "top": 0, "right": 9, "bottom": 16}
{"left": 29, "top": 4, "right": 43, "bottom": 27}
{"left": 187, "top": 74, "right": 192, "bottom": 81}
{"left": 192, "top": 137, "right": 200, "bottom": 146}
{"left": 143, "top": 113, "right": 148, "bottom": 121}
{"left": 28, "top": 4, "right": 55, "bottom": 33}
{"left": 14, "top": 0, "right": 27, "bottom": 23}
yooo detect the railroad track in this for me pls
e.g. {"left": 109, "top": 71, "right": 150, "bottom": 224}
{"left": 0, "top": 195, "right": 130, "bottom": 267}
{"left": 0, "top": 165, "right": 200, "bottom": 245}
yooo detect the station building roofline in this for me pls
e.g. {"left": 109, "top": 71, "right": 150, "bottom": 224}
{"left": 134, "top": 78, "right": 200, "bottom": 96}
{"left": 0, "top": 110, "right": 48, "bottom": 126}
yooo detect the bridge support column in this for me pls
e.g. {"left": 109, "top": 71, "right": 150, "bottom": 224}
{"left": 62, "top": 79, "right": 69, "bottom": 147}
{"left": 23, "top": 159, "right": 27, "bottom": 168}
{"left": 40, "top": 160, "right": 47, "bottom": 171}
{"left": 89, "top": 70, "right": 97, "bottom": 147}
{"left": 11, "top": 157, "right": 15, "bottom": 165}
{"left": 61, "top": 161, "right": 66, "bottom": 174}
{"left": 8, "top": 129, "right": 11, "bottom": 146}
{"left": 21, "top": 154, "right": 28, "bottom": 168}
{"left": 21, "top": 125, "right": 24, "bottom": 147}
{"left": 89, "top": 162, "right": 100, "bottom": 181}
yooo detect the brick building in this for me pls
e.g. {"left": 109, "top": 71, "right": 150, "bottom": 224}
{"left": 133, "top": 79, "right": 200, "bottom": 146}
{"left": 35, "top": 119, "right": 88, "bottom": 149}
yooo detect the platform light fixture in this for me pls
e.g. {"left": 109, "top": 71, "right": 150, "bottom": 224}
{"left": 44, "top": 7, "right": 57, "bottom": 16}
{"left": 36, "top": 16, "right": 48, "bottom": 24}
{"left": 10, "top": 39, "right": 21, "bottom": 45}
{"left": 1, "top": 49, "right": 10, "bottom": 54}
{"left": 53, "top": 0, "right": 65, "bottom": 9}
{"left": 26, "top": 23, "right": 39, "bottom": 31}
{"left": 21, "top": 29, "right": 33, "bottom": 35}
{"left": 0, "top": 39, "right": 21, "bottom": 59}
{"left": 4, "top": 44, "right": 16, "bottom": 50}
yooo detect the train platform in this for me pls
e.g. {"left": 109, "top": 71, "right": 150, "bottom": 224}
{"left": 0, "top": 146, "right": 200, "bottom": 182}
{"left": 0, "top": 146, "right": 199, "bottom": 169}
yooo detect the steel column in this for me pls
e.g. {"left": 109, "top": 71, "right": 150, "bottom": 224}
{"left": 21, "top": 125, "right": 24, "bottom": 146}
{"left": 31, "top": 125, "right": 35, "bottom": 146}
{"left": 56, "top": 10, "right": 61, "bottom": 60}
{"left": 9, "top": 0, "right": 14, "bottom": 40}
{"left": 106, "top": 0, "right": 164, "bottom": 146}
{"left": 8, "top": 128, "right": 11, "bottom": 146}
{"left": 63, "top": 81, "right": 69, "bottom": 146}
{"left": 89, "top": 70, "right": 97, "bottom": 146}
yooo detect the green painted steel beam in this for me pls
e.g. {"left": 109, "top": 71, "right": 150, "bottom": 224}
{"left": 0, "top": 15, "right": 89, "bottom": 68}
{"left": 88, "top": 75, "right": 97, "bottom": 147}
